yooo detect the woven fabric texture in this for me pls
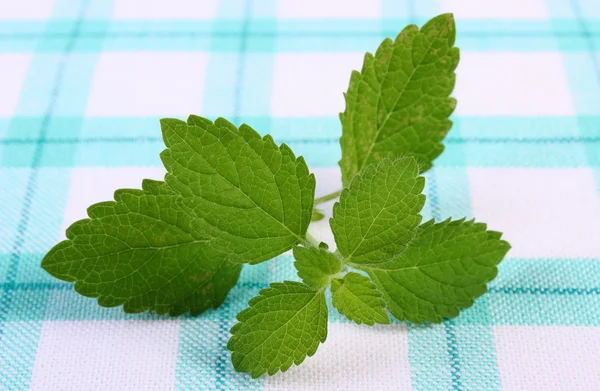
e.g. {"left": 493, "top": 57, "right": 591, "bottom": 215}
{"left": 1, "top": 0, "right": 600, "bottom": 390}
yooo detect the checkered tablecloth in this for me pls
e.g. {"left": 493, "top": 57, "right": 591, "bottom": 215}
{"left": 1, "top": 0, "right": 600, "bottom": 390}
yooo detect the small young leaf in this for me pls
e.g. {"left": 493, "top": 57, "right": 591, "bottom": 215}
{"left": 41, "top": 179, "right": 241, "bottom": 316}
{"left": 160, "top": 116, "right": 315, "bottom": 264}
{"left": 360, "top": 219, "right": 510, "bottom": 324}
{"left": 311, "top": 208, "right": 325, "bottom": 222}
{"left": 228, "top": 281, "right": 328, "bottom": 378}
{"left": 293, "top": 246, "right": 342, "bottom": 289}
{"left": 330, "top": 157, "right": 425, "bottom": 265}
{"left": 331, "top": 272, "right": 389, "bottom": 325}
{"left": 339, "top": 13, "right": 459, "bottom": 186}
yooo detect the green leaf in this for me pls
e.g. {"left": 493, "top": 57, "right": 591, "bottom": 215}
{"left": 331, "top": 272, "right": 389, "bottom": 325}
{"left": 41, "top": 179, "right": 242, "bottom": 316}
{"left": 361, "top": 219, "right": 511, "bottom": 323}
{"left": 228, "top": 281, "right": 328, "bottom": 378}
{"left": 160, "top": 116, "right": 316, "bottom": 264}
{"left": 330, "top": 157, "right": 425, "bottom": 265}
{"left": 311, "top": 208, "right": 325, "bottom": 222}
{"left": 293, "top": 246, "right": 342, "bottom": 289}
{"left": 339, "top": 13, "right": 459, "bottom": 186}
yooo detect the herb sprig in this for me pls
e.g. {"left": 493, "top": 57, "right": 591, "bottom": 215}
{"left": 41, "top": 13, "right": 510, "bottom": 378}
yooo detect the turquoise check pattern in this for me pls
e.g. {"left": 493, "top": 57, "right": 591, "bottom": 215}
{"left": 1, "top": 0, "right": 600, "bottom": 390}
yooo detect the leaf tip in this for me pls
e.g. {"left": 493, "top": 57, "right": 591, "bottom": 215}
{"left": 423, "top": 13, "right": 457, "bottom": 45}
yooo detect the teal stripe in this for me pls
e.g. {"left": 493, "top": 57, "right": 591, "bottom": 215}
{"left": 0, "top": 321, "right": 43, "bottom": 390}
{"left": 408, "top": 323, "right": 454, "bottom": 391}
{"left": 489, "top": 292, "right": 600, "bottom": 325}
{"left": 493, "top": 258, "right": 600, "bottom": 289}
{"left": 425, "top": 156, "right": 502, "bottom": 391}
{"left": 2, "top": 19, "right": 600, "bottom": 52}
{"left": 444, "top": 323, "right": 462, "bottom": 390}
{"left": 451, "top": 324, "right": 502, "bottom": 390}
{"left": 1, "top": 2, "right": 95, "bottom": 390}
{"left": 2, "top": 33, "right": 599, "bottom": 53}
{"left": 1, "top": 19, "right": 596, "bottom": 35}
{"left": 3, "top": 278, "right": 599, "bottom": 324}
{"left": 4, "top": 115, "right": 598, "bottom": 141}
{"left": 2, "top": 140, "right": 598, "bottom": 168}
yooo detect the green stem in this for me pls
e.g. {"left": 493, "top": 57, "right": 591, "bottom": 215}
{"left": 314, "top": 189, "right": 342, "bottom": 205}
{"left": 334, "top": 250, "right": 346, "bottom": 264}
{"left": 304, "top": 232, "right": 321, "bottom": 249}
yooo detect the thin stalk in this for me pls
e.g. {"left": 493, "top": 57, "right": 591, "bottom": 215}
{"left": 314, "top": 190, "right": 342, "bottom": 205}
{"left": 304, "top": 232, "right": 321, "bottom": 248}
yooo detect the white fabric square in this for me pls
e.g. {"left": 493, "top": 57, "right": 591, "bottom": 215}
{"left": 580, "top": 0, "right": 600, "bottom": 17}
{"left": 86, "top": 52, "right": 208, "bottom": 116}
{"left": 0, "top": 0, "right": 55, "bottom": 20}
{"left": 113, "top": 0, "right": 218, "bottom": 19}
{"left": 0, "top": 54, "right": 32, "bottom": 117}
{"left": 30, "top": 320, "right": 180, "bottom": 391}
{"left": 455, "top": 52, "right": 574, "bottom": 116}
{"left": 440, "top": 0, "right": 548, "bottom": 19}
{"left": 494, "top": 326, "right": 600, "bottom": 390}
{"left": 276, "top": 0, "right": 380, "bottom": 19}
{"left": 271, "top": 53, "right": 364, "bottom": 117}
{"left": 62, "top": 167, "right": 166, "bottom": 234}
{"left": 469, "top": 168, "right": 600, "bottom": 258}
{"left": 264, "top": 323, "right": 412, "bottom": 390}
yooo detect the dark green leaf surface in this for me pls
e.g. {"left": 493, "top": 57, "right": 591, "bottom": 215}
{"left": 42, "top": 114, "right": 317, "bottom": 315}
{"left": 228, "top": 281, "right": 328, "bottom": 378}
{"left": 42, "top": 179, "right": 241, "bottom": 316}
{"left": 361, "top": 219, "right": 511, "bottom": 323}
{"left": 330, "top": 157, "right": 425, "bottom": 265}
{"left": 293, "top": 246, "right": 342, "bottom": 289}
{"left": 161, "top": 116, "right": 316, "bottom": 264}
{"left": 331, "top": 272, "right": 389, "bottom": 325}
{"left": 339, "top": 13, "right": 459, "bottom": 185}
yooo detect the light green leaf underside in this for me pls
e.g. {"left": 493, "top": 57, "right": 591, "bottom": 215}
{"left": 228, "top": 281, "right": 328, "bottom": 378}
{"left": 339, "top": 13, "right": 459, "bottom": 186}
{"left": 160, "top": 116, "right": 316, "bottom": 264}
{"left": 293, "top": 246, "right": 342, "bottom": 289}
{"left": 41, "top": 179, "right": 242, "bottom": 316}
{"left": 311, "top": 208, "right": 325, "bottom": 222}
{"left": 331, "top": 157, "right": 425, "bottom": 265}
{"left": 331, "top": 272, "right": 389, "bottom": 325}
{"left": 361, "top": 219, "right": 511, "bottom": 324}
